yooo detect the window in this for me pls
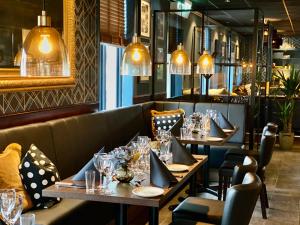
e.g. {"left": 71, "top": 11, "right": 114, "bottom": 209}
{"left": 100, "top": 43, "right": 133, "bottom": 111}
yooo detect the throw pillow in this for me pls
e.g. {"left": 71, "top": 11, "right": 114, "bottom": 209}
{"left": 19, "top": 144, "right": 61, "bottom": 209}
{"left": 151, "top": 109, "right": 185, "bottom": 136}
{"left": 0, "top": 143, "right": 33, "bottom": 211}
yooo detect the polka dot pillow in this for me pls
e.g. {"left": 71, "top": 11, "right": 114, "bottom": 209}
{"left": 151, "top": 109, "right": 185, "bottom": 136}
{"left": 19, "top": 144, "right": 61, "bottom": 209}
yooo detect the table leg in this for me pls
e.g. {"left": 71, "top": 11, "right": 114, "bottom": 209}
{"left": 203, "top": 145, "right": 210, "bottom": 188}
{"left": 116, "top": 204, "right": 127, "bottom": 225}
{"left": 149, "top": 207, "right": 159, "bottom": 225}
{"left": 191, "top": 144, "right": 198, "bottom": 154}
{"left": 189, "top": 174, "right": 197, "bottom": 196}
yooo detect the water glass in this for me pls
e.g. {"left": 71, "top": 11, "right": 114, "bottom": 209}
{"left": 180, "top": 127, "right": 188, "bottom": 139}
{"left": 20, "top": 214, "right": 35, "bottom": 225}
{"left": 85, "top": 170, "right": 95, "bottom": 193}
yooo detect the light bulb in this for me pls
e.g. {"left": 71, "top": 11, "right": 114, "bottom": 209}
{"left": 176, "top": 54, "right": 183, "bottom": 64}
{"left": 202, "top": 58, "right": 209, "bottom": 66}
{"left": 39, "top": 34, "right": 52, "bottom": 54}
{"left": 131, "top": 49, "right": 141, "bottom": 62}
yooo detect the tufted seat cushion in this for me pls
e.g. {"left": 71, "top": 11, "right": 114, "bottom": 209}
{"left": 173, "top": 197, "right": 224, "bottom": 225}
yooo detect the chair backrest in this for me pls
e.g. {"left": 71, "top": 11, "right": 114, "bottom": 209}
{"left": 231, "top": 156, "right": 258, "bottom": 185}
{"left": 221, "top": 173, "right": 262, "bottom": 225}
{"left": 258, "top": 133, "right": 276, "bottom": 168}
{"left": 262, "top": 123, "right": 278, "bottom": 136}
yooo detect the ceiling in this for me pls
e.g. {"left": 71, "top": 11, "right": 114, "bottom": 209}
{"left": 191, "top": 0, "right": 300, "bottom": 36}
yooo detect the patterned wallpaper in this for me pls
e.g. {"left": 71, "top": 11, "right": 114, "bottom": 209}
{"left": 0, "top": 0, "right": 99, "bottom": 116}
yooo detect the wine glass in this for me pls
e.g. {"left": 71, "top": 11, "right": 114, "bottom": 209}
{"left": 101, "top": 155, "right": 114, "bottom": 195}
{"left": 0, "top": 189, "right": 16, "bottom": 221}
{"left": 1, "top": 194, "right": 22, "bottom": 225}
{"left": 93, "top": 152, "right": 107, "bottom": 190}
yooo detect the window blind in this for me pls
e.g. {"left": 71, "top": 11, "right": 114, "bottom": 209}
{"left": 100, "top": 0, "right": 125, "bottom": 45}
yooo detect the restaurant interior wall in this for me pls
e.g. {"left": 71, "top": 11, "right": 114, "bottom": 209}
{"left": 0, "top": 0, "right": 99, "bottom": 117}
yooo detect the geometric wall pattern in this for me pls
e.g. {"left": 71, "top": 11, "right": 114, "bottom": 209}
{"left": 0, "top": 0, "right": 99, "bottom": 115}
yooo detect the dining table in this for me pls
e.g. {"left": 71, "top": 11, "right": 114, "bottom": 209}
{"left": 177, "top": 127, "right": 238, "bottom": 196}
{"left": 43, "top": 155, "right": 207, "bottom": 225}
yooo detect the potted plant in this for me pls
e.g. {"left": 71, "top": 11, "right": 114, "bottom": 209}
{"left": 274, "top": 65, "right": 300, "bottom": 150}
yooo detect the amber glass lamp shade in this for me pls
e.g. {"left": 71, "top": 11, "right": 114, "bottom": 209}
{"left": 121, "top": 34, "right": 152, "bottom": 76}
{"left": 170, "top": 43, "right": 191, "bottom": 75}
{"left": 21, "top": 11, "right": 70, "bottom": 76}
{"left": 196, "top": 50, "right": 214, "bottom": 75}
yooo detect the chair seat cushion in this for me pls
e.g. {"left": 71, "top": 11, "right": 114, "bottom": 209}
{"left": 173, "top": 197, "right": 224, "bottom": 224}
{"left": 26, "top": 199, "right": 114, "bottom": 225}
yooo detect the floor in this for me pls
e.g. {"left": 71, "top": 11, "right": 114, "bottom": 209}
{"left": 156, "top": 144, "right": 300, "bottom": 225}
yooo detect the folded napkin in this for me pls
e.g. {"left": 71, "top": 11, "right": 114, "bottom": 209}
{"left": 72, "top": 147, "right": 105, "bottom": 181}
{"left": 210, "top": 118, "right": 226, "bottom": 138}
{"left": 171, "top": 135, "right": 197, "bottom": 165}
{"left": 218, "top": 112, "right": 234, "bottom": 130}
{"left": 150, "top": 150, "right": 178, "bottom": 188}
{"left": 168, "top": 117, "right": 183, "bottom": 137}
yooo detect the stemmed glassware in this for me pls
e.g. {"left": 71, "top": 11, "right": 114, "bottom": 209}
{"left": 93, "top": 152, "right": 107, "bottom": 190}
{"left": 0, "top": 190, "right": 23, "bottom": 225}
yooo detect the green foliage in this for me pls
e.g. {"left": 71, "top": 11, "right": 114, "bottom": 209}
{"left": 274, "top": 65, "right": 300, "bottom": 133}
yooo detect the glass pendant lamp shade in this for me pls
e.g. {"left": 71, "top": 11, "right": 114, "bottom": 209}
{"left": 21, "top": 11, "right": 70, "bottom": 76}
{"left": 170, "top": 43, "right": 191, "bottom": 75}
{"left": 121, "top": 34, "right": 152, "bottom": 76}
{"left": 196, "top": 50, "right": 214, "bottom": 75}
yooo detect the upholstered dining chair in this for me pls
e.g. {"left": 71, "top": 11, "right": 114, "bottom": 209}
{"left": 172, "top": 172, "right": 262, "bottom": 225}
{"left": 218, "top": 155, "right": 258, "bottom": 200}
{"left": 218, "top": 131, "right": 276, "bottom": 219}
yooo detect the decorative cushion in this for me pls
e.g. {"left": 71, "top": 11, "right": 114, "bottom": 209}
{"left": 19, "top": 144, "right": 61, "bottom": 209}
{"left": 151, "top": 109, "right": 185, "bottom": 136}
{"left": 0, "top": 143, "right": 33, "bottom": 211}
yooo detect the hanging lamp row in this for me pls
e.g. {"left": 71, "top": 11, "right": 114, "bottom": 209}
{"left": 120, "top": 36, "right": 214, "bottom": 76}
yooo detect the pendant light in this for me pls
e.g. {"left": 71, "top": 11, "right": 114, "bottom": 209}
{"left": 20, "top": 0, "right": 70, "bottom": 76}
{"left": 121, "top": 33, "right": 152, "bottom": 76}
{"left": 169, "top": 6, "right": 191, "bottom": 75}
{"left": 121, "top": 0, "right": 151, "bottom": 76}
{"left": 196, "top": 50, "right": 214, "bottom": 98}
{"left": 170, "top": 43, "right": 191, "bottom": 75}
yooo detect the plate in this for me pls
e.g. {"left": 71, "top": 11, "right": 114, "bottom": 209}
{"left": 206, "top": 137, "right": 223, "bottom": 142}
{"left": 132, "top": 186, "right": 164, "bottom": 198}
{"left": 167, "top": 164, "right": 189, "bottom": 172}
{"left": 223, "top": 129, "right": 234, "bottom": 133}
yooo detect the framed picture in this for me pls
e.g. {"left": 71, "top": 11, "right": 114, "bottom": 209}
{"left": 157, "top": 13, "right": 164, "bottom": 40}
{"left": 156, "top": 64, "right": 164, "bottom": 80}
{"left": 140, "top": 0, "right": 151, "bottom": 38}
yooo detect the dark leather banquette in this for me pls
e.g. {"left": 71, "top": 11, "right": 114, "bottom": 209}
{"left": 0, "top": 101, "right": 246, "bottom": 225}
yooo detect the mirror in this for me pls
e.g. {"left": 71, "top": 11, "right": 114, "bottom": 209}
{"left": 0, "top": 0, "right": 75, "bottom": 91}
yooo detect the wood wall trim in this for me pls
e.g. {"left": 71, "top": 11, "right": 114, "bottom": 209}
{"left": 0, "top": 103, "right": 99, "bottom": 129}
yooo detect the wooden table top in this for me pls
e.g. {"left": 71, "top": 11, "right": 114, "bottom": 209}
{"left": 43, "top": 155, "right": 207, "bottom": 208}
{"left": 177, "top": 128, "right": 239, "bottom": 146}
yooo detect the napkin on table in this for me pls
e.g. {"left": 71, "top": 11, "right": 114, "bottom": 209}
{"left": 209, "top": 118, "right": 226, "bottom": 138}
{"left": 171, "top": 135, "right": 197, "bottom": 165}
{"left": 218, "top": 112, "right": 234, "bottom": 130}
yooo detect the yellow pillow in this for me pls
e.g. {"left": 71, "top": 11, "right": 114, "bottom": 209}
{"left": 0, "top": 143, "right": 33, "bottom": 211}
{"left": 151, "top": 109, "right": 185, "bottom": 136}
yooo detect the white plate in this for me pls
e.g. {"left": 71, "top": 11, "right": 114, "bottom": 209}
{"left": 223, "top": 129, "right": 234, "bottom": 133}
{"left": 167, "top": 164, "right": 189, "bottom": 172}
{"left": 132, "top": 186, "right": 164, "bottom": 198}
{"left": 206, "top": 137, "right": 223, "bottom": 142}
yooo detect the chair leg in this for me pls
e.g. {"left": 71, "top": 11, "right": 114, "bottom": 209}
{"left": 223, "top": 176, "right": 229, "bottom": 201}
{"left": 263, "top": 183, "right": 269, "bottom": 208}
{"left": 260, "top": 189, "right": 267, "bottom": 219}
{"left": 218, "top": 174, "right": 223, "bottom": 200}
